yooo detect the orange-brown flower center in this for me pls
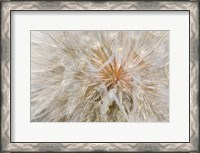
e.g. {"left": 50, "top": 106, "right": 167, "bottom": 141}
{"left": 100, "top": 58, "right": 127, "bottom": 91}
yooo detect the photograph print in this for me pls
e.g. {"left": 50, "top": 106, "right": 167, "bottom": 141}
{"left": 31, "top": 31, "right": 169, "bottom": 122}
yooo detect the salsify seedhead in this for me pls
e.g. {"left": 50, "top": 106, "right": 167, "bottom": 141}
{"left": 31, "top": 31, "right": 169, "bottom": 122}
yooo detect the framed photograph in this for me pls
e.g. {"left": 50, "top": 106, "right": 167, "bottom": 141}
{"left": 1, "top": 0, "right": 199, "bottom": 152}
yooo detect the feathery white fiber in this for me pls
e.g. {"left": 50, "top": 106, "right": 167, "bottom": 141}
{"left": 31, "top": 31, "right": 169, "bottom": 122}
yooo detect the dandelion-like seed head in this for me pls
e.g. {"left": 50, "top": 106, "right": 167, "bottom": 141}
{"left": 31, "top": 31, "right": 169, "bottom": 122}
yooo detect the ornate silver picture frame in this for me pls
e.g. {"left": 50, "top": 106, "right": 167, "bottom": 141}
{"left": 1, "top": 0, "right": 199, "bottom": 152}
